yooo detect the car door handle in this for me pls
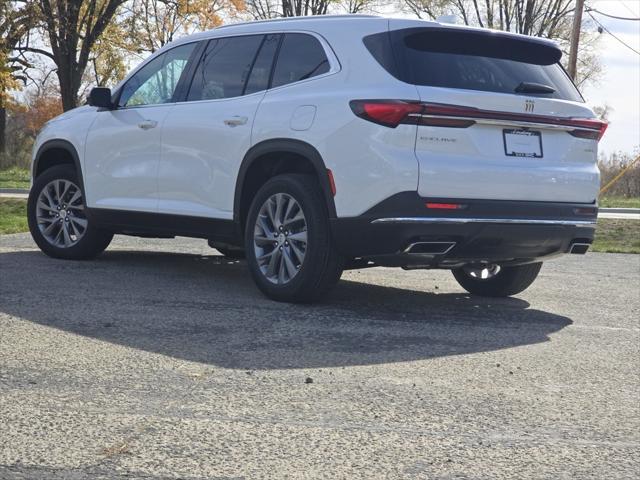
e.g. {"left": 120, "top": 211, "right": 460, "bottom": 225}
{"left": 138, "top": 120, "right": 158, "bottom": 130}
{"left": 223, "top": 116, "right": 248, "bottom": 127}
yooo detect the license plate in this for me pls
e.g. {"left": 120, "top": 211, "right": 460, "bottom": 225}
{"left": 503, "top": 129, "right": 543, "bottom": 158}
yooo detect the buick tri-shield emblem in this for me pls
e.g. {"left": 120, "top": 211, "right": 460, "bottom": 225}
{"left": 525, "top": 99, "right": 535, "bottom": 112}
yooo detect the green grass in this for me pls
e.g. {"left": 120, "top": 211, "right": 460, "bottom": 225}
{"left": 592, "top": 218, "right": 640, "bottom": 254}
{"left": 0, "top": 199, "right": 28, "bottom": 234}
{"left": 599, "top": 196, "right": 640, "bottom": 209}
{"left": 0, "top": 167, "right": 31, "bottom": 189}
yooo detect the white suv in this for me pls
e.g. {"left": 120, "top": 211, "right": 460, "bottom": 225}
{"left": 28, "top": 15, "right": 605, "bottom": 302}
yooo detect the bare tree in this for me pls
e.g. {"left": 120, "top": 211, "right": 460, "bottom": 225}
{"left": 18, "top": 0, "right": 128, "bottom": 111}
{"left": 0, "top": 0, "right": 39, "bottom": 153}
{"left": 123, "top": 0, "right": 244, "bottom": 54}
{"left": 245, "top": 0, "right": 339, "bottom": 19}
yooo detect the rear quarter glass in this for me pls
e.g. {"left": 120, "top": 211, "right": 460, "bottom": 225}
{"left": 363, "top": 27, "right": 583, "bottom": 103}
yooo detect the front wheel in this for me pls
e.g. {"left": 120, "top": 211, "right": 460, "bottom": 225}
{"left": 244, "top": 174, "right": 343, "bottom": 303}
{"left": 28, "top": 165, "right": 113, "bottom": 260}
{"left": 452, "top": 262, "right": 542, "bottom": 297}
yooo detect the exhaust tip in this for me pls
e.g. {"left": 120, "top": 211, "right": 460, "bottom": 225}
{"left": 569, "top": 242, "right": 590, "bottom": 254}
{"left": 404, "top": 241, "right": 456, "bottom": 255}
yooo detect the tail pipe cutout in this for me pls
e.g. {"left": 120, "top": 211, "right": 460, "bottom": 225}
{"left": 404, "top": 241, "right": 457, "bottom": 255}
{"left": 569, "top": 242, "right": 591, "bottom": 254}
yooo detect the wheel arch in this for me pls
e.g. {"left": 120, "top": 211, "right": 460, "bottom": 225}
{"left": 234, "top": 139, "right": 337, "bottom": 234}
{"left": 33, "top": 140, "right": 84, "bottom": 191}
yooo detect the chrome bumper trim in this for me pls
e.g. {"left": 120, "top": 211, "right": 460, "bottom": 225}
{"left": 371, "top": 217, "right": 597, "bottom": 226}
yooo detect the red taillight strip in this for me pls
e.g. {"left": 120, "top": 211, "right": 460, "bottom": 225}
{"left": 417, "top": 103, "right": 607, "bottom": 139}
{"left": 350, "top": 100, "right": 607, "bottom": 140}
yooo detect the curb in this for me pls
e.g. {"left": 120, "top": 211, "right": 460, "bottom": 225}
{"left": 0, "top": 188, "right": 29, "bottom": 194}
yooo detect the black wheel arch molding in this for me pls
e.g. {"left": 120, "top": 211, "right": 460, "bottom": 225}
{"left": 33, "top": 139, "right": 85, "bottom": 193}
{"left": 233, "top": 138, "right": 338, "bottom": 230}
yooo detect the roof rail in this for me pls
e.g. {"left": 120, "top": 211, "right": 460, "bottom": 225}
{"left": 215, "top": 14, "right": 380, "bottom": 30}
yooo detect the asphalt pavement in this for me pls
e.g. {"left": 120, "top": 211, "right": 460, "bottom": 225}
{"left": 0, "top": 233, "right": 638, "bottom": 479}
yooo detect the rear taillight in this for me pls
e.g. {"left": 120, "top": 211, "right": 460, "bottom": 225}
{"left": 349, "top": 100, "right": 422, "bottom": 128}
{"left": 350, "top": 100, "right": 608, "bottom": 141}
{"left": 567, "top": 119, "right": 608, "bottom": 141}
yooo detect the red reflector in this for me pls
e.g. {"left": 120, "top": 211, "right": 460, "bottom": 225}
{"left": 327, "top": 169, "right": 336, "bottom": 196}
{"left": 350, "top": 100, "right": 422, "bottom": 128}
{"left": 573, "top": 207, "right": 597, "bottom": 215}
{"left": 426, "top": 203, "right": 466, "bottom": 210}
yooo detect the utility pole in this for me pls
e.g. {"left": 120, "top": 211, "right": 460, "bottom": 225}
{"left": 568, "top": 0, "right": 585, "bottom": 80}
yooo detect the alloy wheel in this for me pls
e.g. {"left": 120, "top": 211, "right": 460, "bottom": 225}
{"left": 253, "top": 193, "right": 307, "bottom": 285}
{"left": 36, "top": 179, "right": 87, "bottom": 248}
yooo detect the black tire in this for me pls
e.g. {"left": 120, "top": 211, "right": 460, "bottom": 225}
{"left": 452, "top": 262, "right": 542, "bottom": 297}
{"left": 216, "top": 247, "right": 245, "bottom": 259}
{"left": 244, "top": 174, "right": 343, "bottom": 303}
{"left": 28, "top": 165, "right": 113, "bottom": 260}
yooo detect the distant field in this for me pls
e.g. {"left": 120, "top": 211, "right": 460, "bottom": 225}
{"left": 0, "top": 199, "right": 28, "bottom": 234}
{"left": 593, "top": 218, "right": 640, "bottom": 254}
{"left": 0, "top": 167, "right": 30, "bottom": 189}
{"left": 599, "top": 196, "right": 640, "bottom": 209}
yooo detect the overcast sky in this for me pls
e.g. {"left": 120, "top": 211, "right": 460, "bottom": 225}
{"left": 581, "top": 0, "right": 640, "bottom": 156}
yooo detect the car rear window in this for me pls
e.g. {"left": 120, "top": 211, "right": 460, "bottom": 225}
{"left": 271, "top": 33, "right": 330, "bottom": 88}
{"left": 364, "top": 28, "right": 582, "bottom": 102}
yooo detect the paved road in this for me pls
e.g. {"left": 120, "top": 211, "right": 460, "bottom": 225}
{"left": 0, "top": 233, "right": 638, "bottom": 479}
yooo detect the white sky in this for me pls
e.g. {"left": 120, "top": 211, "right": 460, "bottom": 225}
{"left": 581, "top": 0, "right": 640, "bottom": 156}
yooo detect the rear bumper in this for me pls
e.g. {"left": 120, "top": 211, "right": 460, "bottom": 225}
{"left": 330, "top": 193, "right": 597, "bottom": 268}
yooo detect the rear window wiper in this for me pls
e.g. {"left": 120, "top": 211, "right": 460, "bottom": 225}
{"left": 515, "top": 82, "right": 556, "bottom": 94}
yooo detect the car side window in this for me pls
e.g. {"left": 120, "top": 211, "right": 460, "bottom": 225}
{"left": 271, "top": 33, "right": 330, "bottom": 88}
{"left": 187, "top": 35, "right": 264, "bottom": 101}
{"left": 245, "top": 34, "right": 281, "bottom": 96}
{"left": 119, "top": 43, "right": 196, "bottom": 108}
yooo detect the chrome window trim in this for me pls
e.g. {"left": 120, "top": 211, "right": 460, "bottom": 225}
{"left": 371, "top": 217, "right": 596, "bottom": 226}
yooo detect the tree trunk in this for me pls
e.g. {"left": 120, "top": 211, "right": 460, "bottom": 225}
{"left": 0, "top": 100, "right": 6, "bottom": 158}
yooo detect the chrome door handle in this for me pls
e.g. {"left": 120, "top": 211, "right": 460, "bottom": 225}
{"left": 138, "top": 120, "right": 158, "bottom": 130}
{"left": 223, "top": 116, "right": 248, "bottom": 127}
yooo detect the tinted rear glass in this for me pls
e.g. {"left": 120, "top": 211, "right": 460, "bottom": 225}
{"left": 272, "top": 33, "right": 330, "bottom": 88}
{"left": 364, "top": 28, "right": 582, "bottom": 102}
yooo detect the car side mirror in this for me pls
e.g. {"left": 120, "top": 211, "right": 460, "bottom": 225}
{"left": 88, "top": 87, "right": 113, "bottom": 109}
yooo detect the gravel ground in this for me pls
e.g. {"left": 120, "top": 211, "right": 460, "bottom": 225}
{"left": 0, "top": 233, "right": 638, "bottom": 479}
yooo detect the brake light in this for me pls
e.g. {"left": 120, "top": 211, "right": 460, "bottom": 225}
{"left": 350, "top": 100, "right": 422, "bottom": 127}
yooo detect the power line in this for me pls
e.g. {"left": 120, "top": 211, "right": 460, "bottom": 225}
{"left": 586, "top": 11, "right": 640, "bottom": 56}
{"left": 586, "top": 7, "right": 639, "bottom": 21}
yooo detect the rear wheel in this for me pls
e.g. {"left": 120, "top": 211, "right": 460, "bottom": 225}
{"left": 452, "top": 262, "right": 542, "bottom": 297}
{"left": 28, "top": 165, "right": 113, "bottom": 260}
{"left": 245, "top": 174, "right": 343, "bottom": 303}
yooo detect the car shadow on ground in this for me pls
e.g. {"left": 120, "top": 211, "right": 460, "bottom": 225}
{"left": 0, "top": 249, "right": 572, "bottom": 370}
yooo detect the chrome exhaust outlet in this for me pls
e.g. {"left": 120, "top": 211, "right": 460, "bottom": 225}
{"left": 569, "top": 242, "right": 590, "bottom": 254}
{"left": 404, "top": 241, "right": 456, "bottom": 255}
